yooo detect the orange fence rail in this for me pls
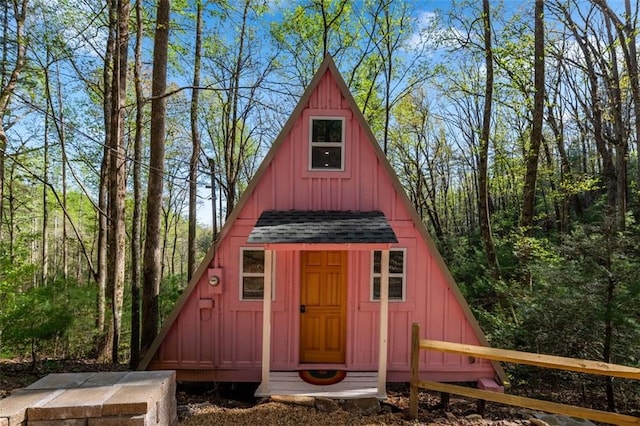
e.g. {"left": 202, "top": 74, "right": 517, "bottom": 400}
{"left": 409, "top": 322, "right": 640, "bottom": 425}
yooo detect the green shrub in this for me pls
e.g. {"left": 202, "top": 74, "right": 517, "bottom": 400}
{"left": 1, "top": 281, "right": 74, "bottom": 366}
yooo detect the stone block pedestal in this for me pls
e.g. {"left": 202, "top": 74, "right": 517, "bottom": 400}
{"left": 0, "top": 371, "right": 177, "bottom": 426}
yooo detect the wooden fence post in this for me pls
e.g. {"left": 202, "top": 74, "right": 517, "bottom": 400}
{"left": 409, "top": 322, "right": 420, "bottom": 420}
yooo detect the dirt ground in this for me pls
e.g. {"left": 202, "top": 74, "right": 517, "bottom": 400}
{"left": 175, "top": 382, "right": 536, "bottom": 425}
{"left": 1, "top": 360, "right": 639, "bottom": 425}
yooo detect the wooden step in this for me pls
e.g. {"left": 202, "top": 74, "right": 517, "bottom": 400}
{"left": 256, "top": 371, "right": 379, "bottom": 399}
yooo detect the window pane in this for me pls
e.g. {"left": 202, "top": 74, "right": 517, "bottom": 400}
{"left": 389, "top": 251, "right": 404, "bottom": 274}
{"left": 243, "top": 277, "right": 264, "bottom": 299}
{"left": 373, "top": 277, "right": 380, "bottom": 299}
{"left": 373, "top": 251, "right": 381, "bottom": 273}
{"left": 243, "top": 250, "right": 264, "bottom": 273}
{"left": 312, "top": 119, "right": 342, "bottom": 143}
{"left": 373, "top": 277, "right": 403, "bottom": 300}
{"left": 311, "top": 147, "right": 341, "bottom": 169}
{"left": 374, "top": 251, "right": 403, "bottom": 274}
{"left": 389, "top": 277, "right": 403, "bottom": 299}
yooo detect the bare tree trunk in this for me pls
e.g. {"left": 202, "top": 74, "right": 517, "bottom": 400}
{"left": 558, "top": 3, "right": 618, "bottom": 217}
{"left": 161, "top": 202, "right": 170, "bottom": 279}
{"left": 541, "top": 138, "right": 561, "bottom": 233}
{"left": 381, "top": 9, "right": 393, "bottom": 155}
{"left": 624, "top": 0, "right": 640, "bottom": 187}
{"left": 45, "top": 55, "right": 69, "bottom": 281}
{"left": 546, "top": 101, "right": 571, "bottom": 233}
{"left": 42, "top": 53, "right": 50, "bottom": 285}
{"left": 95, "top": 0, "right": 116, "bottom": 359}
{"left": 520, "top": 0, "right": 545, "bottom": 233}
{"left": 373, "top": 2, "right": 409, "bottom": 155}
{"left": 208, "top": 157, "right": 217, "bottom": 237}
{"left": 224, "top": 0, "right": 250, "bottom": 218}
{"left": 592, "top": 0, "right": 640, "bottom": 188}
{"left": 142, "top": 0, "right": 170, "bottom": 356}
{"left": 0, "top": 0, "right": 28, "bottom": 243}
{"left": 188, "top": 2, "right": 202, "bottom": 281}
{"left": 96, "top": 151, "right": 109, "bottom": 336}
{"left": 41, "top": 129, "right": 49, "bottom": 284}
{"left": 7, "top": 164, "right": 16, "bottom": 260}
{"left": 130, "top": 0, "right": 144, "bottom": 370}
{"left": 171, "top": 216, "right": 179, "bottom": 276}
{"left": 603, "top": 15, "right": 627, "bottom": 231}
{"left": 317, "top": 0, "right": 348, "bottom": 58}
{"left": 57, "top": 62, "right": 68, "bottom": 280}
{"left": 108, "top": 0, "right": 130, "bottom": 364}
{"left": 479, "top": 0, "right": 500, "bottom": 281}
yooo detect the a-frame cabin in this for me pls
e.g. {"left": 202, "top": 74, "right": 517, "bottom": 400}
{"left": 140, "top": 55, "right": 507, "bottom": 398}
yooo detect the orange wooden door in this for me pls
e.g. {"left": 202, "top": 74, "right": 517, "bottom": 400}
{"left": 299, "top": 251, "right": 347, "bottom": 364}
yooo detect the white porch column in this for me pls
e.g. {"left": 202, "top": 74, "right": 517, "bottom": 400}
{"left": 377, "top": 249, "right": 390, "bottom": 398}
{"left": 260, "top": 249, "right": 273, "bottom": 394}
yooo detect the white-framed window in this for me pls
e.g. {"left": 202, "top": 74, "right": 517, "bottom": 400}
{"left": 371, "top": 249, "right": 405, "bottom": 301}
{"left": 240, "top": 248, "right": 274, "bottom": 300}
{"left": 309, "top": 117, "right": 345, "bottom": 171}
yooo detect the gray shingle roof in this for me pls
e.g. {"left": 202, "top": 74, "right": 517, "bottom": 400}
{"left": 247, "top": 210, "right": 398, "bottom": 244}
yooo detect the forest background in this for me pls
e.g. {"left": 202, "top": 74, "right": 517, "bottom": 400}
{"left": 0, "top": 0, "right": 639, "bottom": 412}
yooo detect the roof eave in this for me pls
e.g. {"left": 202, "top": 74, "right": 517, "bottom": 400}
{"left": 264, "top": 242, "right": 394, "bottom": 251}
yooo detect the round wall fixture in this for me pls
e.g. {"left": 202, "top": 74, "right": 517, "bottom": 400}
{"left": 208, "top": 275, "right": 220, "bottom": 286}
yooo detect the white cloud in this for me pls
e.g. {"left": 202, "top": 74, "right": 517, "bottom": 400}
{"left": 407, "top": 10, "right": 438, "bottom": 50}
{"left": 406, "top": 9, "right": 463, "bottom": 54}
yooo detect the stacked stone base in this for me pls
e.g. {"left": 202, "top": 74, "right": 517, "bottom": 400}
{"left": 0, "top": 371, "right": 177, "bottom": 426}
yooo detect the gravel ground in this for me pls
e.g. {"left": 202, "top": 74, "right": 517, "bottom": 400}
{"left": 178, "top": 400, "right": 547, "bottom": 425}
{"left": 176, "top": 385, "right": 539, "bottom": 425}
{"left": 179, "top": 401, "right": 413, "bottom": 425}
{"left": 174, "top": 377, "right": 640, "bottom": 425}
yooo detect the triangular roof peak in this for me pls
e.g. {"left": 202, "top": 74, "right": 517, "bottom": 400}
{"left": 212, "top": 53, "right": 380, "bottom": 245}
{"left": 139, "top": 55, "right": 508, "bottom": 385}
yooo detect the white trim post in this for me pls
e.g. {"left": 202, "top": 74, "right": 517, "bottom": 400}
{"left": 260, "top": 249, "right": 273, "bottom": 394}
{"left": 377, "top": 249, "right": 390, "bottom": 398}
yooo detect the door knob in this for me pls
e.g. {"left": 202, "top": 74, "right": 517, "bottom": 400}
{"left": 300, "top": 305, "right": 306, "bottom": 313}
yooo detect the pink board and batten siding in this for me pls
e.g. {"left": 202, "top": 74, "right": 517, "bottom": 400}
{"left": 145, "top": 57, "right": 500, "bottom": 384}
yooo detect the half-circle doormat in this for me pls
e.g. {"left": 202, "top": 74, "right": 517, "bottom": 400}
{"left": 299, "top": 370, "right": 347, "bottom": 386}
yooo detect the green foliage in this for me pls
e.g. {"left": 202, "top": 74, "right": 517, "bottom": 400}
{"left": 160, "top": 273, "right": 188, "bottom": 323}
{"left": 511, "top": 235, "right": 559, "bottom": 267}
{"left": 1, "top": 280, "right": 73, "bottom": 362}
{"left": 270, "top": 0, "right": 360, "bottom": 86}
{"left": 0, "top": 248, "right": 37, "bottom": 349}
{"left": 446, "top": 235, "right": 499, "bottom": 305}
{"left": 446, "top": 236, "right": 489, "bottom": 295}
{"left": 0, "top": 241, "right": 98, "bottom": 362}
{"left": 520, "top": 223, "right": 640, "bottom": 366}
{"left": 62, "top": 281, "right": 101, "bottom": 359}
{"left": 447, "top": 216, "right": 640, "bottom": 357}
{"left": 443, "top": 234, "right": 518, "bottom": 348}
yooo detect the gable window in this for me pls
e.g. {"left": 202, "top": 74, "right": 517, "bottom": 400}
{"left": 310, "top": 117, "right": 344, "bottom": 170}
{"left": 240, "top": 248, "right": 274, "bottom": 300}
{"left": 371, "top": 249, "right": 405, "bottom": 301}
